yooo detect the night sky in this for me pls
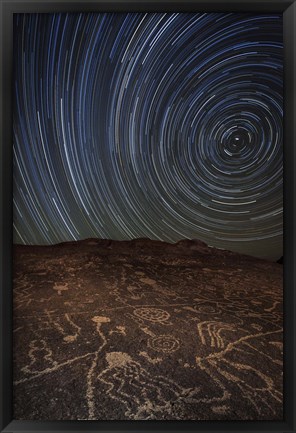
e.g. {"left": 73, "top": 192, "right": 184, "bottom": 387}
{"left": 13, "top": 12, "right": 283, "bottom": 260}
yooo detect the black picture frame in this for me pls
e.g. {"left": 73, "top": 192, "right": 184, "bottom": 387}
{"left": 0, "top": 0, "right": 295, "bottom": 432}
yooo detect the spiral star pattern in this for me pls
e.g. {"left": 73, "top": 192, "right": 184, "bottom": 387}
{"left": 13, "top": 12, "right": 283, "bottom": 260}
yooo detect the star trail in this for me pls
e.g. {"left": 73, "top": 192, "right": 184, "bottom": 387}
{"left": 13, "top": 12, "right": 283, "bottom": 260}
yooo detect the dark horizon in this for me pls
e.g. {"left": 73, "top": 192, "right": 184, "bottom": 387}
{"left": 12, "top": 235, "right": 283, "bottom": 262}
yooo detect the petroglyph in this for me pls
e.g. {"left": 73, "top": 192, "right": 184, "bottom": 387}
{"left": 139, "top": 351, "right": 162, "bottom": 364}
{"left": 86, "top": 315, "right": 111, "bottom": 419}
{"left": 148, "top": 335, "right": 180, "bottom": 353}
{"left": 53, "top": 283, "right": 69, "bottom": 295}
{"left": 13, "top": 239, "right": 283, "bottom": 420}
{"left": 109, "top": 325, "right": 126, "bottom": 336}
{"left": 197, "top": 321, "right": 238, "bottom": 348}
{"left": 133, "top": 307, "right": 170, "bottom": 324}
{"left": 97, "top": 351, "right": 202, "bottom": 419}
{"left": 21, "top": 339, "right": 58, "bottom": 374}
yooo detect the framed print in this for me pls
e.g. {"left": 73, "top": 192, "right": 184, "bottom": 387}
{"left": 1, "top": 0, "right": 295, "bottom": 432}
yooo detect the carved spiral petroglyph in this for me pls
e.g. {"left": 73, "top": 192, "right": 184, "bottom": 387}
{"left": 133, "top": 308, "right": 170, "bottom": 323}
{"left": 148, "top": 335, "right": 180, "bottom": 353}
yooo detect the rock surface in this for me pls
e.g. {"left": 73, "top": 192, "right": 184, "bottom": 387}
{"left": 13, "top": 238, "right": 283, "bottom": 420}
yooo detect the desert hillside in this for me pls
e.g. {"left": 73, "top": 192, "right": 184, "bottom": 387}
{"left": 13, "top": 238, "right": 283, "bottom": 420}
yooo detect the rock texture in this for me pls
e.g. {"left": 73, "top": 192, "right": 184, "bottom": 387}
{"left": 13, "top": 238, "right": 283, "bottom": 421}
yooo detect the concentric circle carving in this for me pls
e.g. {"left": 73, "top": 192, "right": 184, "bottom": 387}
{"left": 148, "top": 335, "right": 180, "bottom": 353}
{"left": 133, "top": 307, "right": 170, "bottom": 323}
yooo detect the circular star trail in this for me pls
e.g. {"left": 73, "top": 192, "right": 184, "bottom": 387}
{"left": 13, "top": 12, "right": 283, "bottom": 260}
